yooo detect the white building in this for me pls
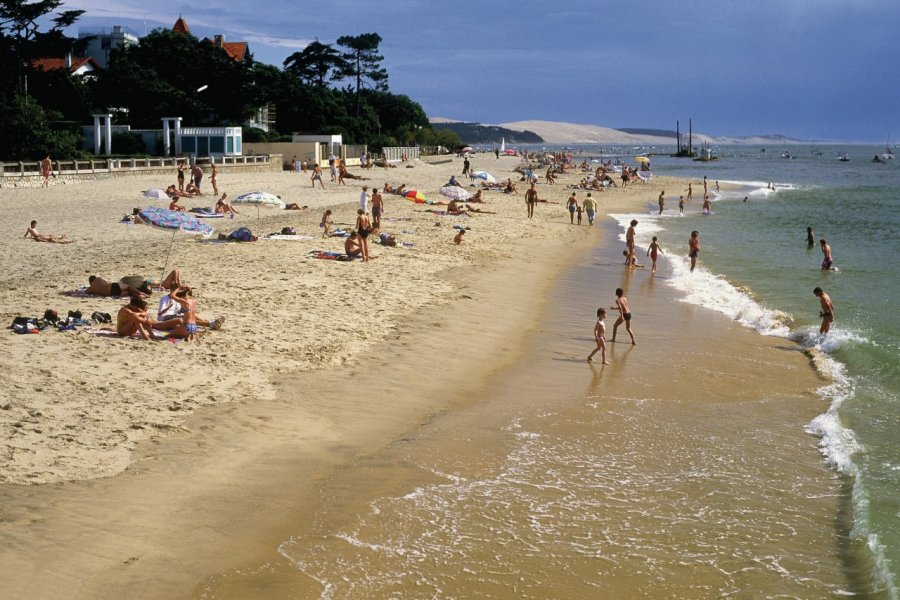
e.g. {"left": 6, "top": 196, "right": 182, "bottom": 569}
{"left": 78, "top": 25, "right": 139, "bottom": 69}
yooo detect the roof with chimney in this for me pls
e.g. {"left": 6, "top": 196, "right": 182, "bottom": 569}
{"left": 29, "top": 56, "right": 100, "bottom": 75}
{"left": 172, "top": 16, "right": 248, "bottom": 61}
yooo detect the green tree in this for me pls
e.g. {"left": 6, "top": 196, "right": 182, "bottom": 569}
{"left": 0, "top": 92, "right": 82, "bottom": 160}
{"left": 284, "top": 40, "right": 344, "bottom": 87}
{"left": 92, "top": 28, "right": 262, "bottom": 128}
{"left": 0, "top": 0, "right": 84, "bottom": 92}
{"left": 333, "top": 33, "right": 388, "bottom": 116}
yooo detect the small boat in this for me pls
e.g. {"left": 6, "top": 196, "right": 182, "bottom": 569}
{"left": 781, "top": 150, "right": 792, "bottom": 159}
{"left": 882, "top": 134, "right": 894, "bottom": 160}
{"left": 693, "top": 143, "right": 719, "bottom": 162}
{"left": 838, "top": 153, "right": 850, "bottom": 162}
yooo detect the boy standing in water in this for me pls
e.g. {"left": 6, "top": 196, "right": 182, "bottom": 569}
{"left": 820, "top": 239, "right": 835, "bottom": 270}
{"left": 813, "top": 287, "right": 834, "bottom": 334}
{"left": 587, "top": 308, "right": 611, "bottom": 363}
{"left": 610, "top": 288, "right": 636, "bottom": 344}
{"left": 678, "top": 195, "right": 685, "bottom": 215}
{"left": 689, "top": 230, "right": 701, "bottom": 272}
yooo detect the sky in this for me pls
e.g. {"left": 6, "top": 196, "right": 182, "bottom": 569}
{"left": 60, "top": 0, "right": 900, "bottom": 142}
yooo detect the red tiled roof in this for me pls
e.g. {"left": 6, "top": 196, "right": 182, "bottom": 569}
{"left": 221, "top": 42, "right": 247, "bottom": 61}
{"left": 29, "top": 56, "right": 99, "bottom": 73}
{"left": 173, "top": 16, "right": 190, "bottom": 33}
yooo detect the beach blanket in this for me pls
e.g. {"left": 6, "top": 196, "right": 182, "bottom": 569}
{"left": 61, "top": 287, "right": 123, "bottom": 300}
{"left": 264, "top": 234, "right": 316, "bottom": 241}
{"left": 309, "top": 251, "right": 358, "bottom": 261}
{"left": 330, "top": 229, "right": 351, "bottom": 238}
{"left": 81, "top": 326, "right": 195, "bottom": 341}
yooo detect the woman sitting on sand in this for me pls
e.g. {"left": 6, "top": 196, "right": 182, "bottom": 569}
{"left": 169, "top": 197, "right": 187, "bottom": 212}
{"left": 166, "top": 184, "right": 192, "bottom": 199}
{"left": 215, "top": 193, "right": 239, "bottom": 215}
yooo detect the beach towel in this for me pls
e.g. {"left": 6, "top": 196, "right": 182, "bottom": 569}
{"left": 81, "top": 327, "right": 190, "bottom": 341}
{"left": 194, "top": 213, "right": 225, "bottom": 219}
{"left": 265, "top": 234, "right": 316, "bottom": 241}
{"left": 309, "top": 250, "right": 358, "bottom": 261}
{"left": 61, "top": 287, "right": 121, "bottom": 299}
{"left": 330, "top": 229, "right": 351, "bottom": 238}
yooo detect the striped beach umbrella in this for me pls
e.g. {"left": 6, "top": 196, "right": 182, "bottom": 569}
{"left": 403, "top": 189, "right": 427, "bottom": 204}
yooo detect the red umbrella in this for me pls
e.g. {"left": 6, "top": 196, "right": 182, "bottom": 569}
{"left": 403, "top": 189, "right": 427, "bottom": 204}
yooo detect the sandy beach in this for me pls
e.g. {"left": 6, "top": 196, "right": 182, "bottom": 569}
{"left": 0, "top": 158, "right": 849, "bottom": 598}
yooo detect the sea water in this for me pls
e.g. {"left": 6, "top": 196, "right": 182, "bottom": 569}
{"left": 609, "top": 144, "right": 900, "bottom": 598}
{"left": 277, "top": 146, "right": 898, "bottom": 598}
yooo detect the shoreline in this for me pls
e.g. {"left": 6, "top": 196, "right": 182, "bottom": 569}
{"left": 0, "top": 163, "right": 858, "bottom": 597}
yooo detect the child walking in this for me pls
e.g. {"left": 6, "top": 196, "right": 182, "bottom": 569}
{"left": 647, "top": 236, "right": 664, "bottom": 273}
{"left": 587, "top": 308, "right": 610, "bottom": 363}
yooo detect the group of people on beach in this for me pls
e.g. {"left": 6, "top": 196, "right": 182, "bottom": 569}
{"left": 84, "top": 269, "right": 224, "bottom": 342}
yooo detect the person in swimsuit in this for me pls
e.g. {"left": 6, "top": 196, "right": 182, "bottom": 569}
{"left": 702, "top": 195, "right": 711, "bottom": 215}
{"left": 587, "top": 307, "right": 611, "bottom": 364}
{"left": 117, "top": 297, "right": 155, "bottom": 340}
{"left": 610, "top": 288, "right": 636, "bottom": 344}
{"left": 177, "top": 161, "right": 186, "bottom": 191}
{"left": 210, "top": 163, "right": 219, "bottom": 196}
{"left": 454, "top": 229, "right": 465, "bottom": 245}
{"left": 311, "top": 164, "right": 325, "bottom": 189}
{"left": 87, "top": 275, "right": 150, "bottom": 298}
{"left": 524, "top": 182, "right": 538, "bottom": 219}
{"left": 806, "top": 227, "right": 815, "bottom": 246}
{"left": 344, "top": 231, "right": 362, "bottom": 258}
{"left": 626, "top": 219, "right": 637, "bottom": 255}
{"left": 24, "top": 220, "right": 73, "bottom": 243}
{"left": 371, "top": 188, "right": 384, "bottom": 230}
{"left": 355, "top": 209, "right": 372, "bottom": 262}
{"left": 820, "top": 239, "right": 835, "bottom": 270}
{"left": 171, "top": 286, "right": 199, "bottom": 341}
{"left": 678, "top": 195, "right": 685, "bottom": 215}
{"left": 685, "top": 182, "right": 693, "bottom": 200}
{"left": 647, "top": 236, "right": 664, "bottom": 273}
{"left": 689, "top": 231, "right": 701, "bottom": 272}
{"left": 566, "top": 193, "right": 578, "bottom": 224}
{"left": 40, "top": 155, "right": 53, "bottom": 188}
{"left": 658, "top": 191, "right": 665, "bottom": 215}
{"left": 813, "top": 287, "right": 834, "bottom": 334}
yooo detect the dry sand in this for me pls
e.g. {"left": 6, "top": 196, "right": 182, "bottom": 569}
{"left": 0, "top": 157, "right": 839, "bottom": 597}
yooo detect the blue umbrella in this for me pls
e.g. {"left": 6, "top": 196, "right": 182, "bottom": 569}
{"left": 137, "top": 207, "right": 214, "bottom": 237}
{"left": 136, "top": 207, "right": 214, "bottom": 284}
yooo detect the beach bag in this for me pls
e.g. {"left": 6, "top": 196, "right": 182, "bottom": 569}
{"left": 228, "top": 227, "right": 255, "bottom": 242}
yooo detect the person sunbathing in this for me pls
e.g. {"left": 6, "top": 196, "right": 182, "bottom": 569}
{"left": 87, "top": 275, "right": 151, "bottom": 298}
{"left": 345, "top": 231, "right": 363, "bottom": 258}
{"left": 504, "top": 179, "right": 519, "bottom": 194}
{"left": 468, "top": 190, "right": 485, "bottom": 203}
{"left": 24, "top": 220, "right": 73, "bottom": 243}
{"left": 215, "top": 193, "right": 239, "bottom": 215}
{"left": 284, "top": 203, "right": 309, "bottom": 210}
{"left": 169, "top": 198, "right": 187, "bottom": 212}
{"left": 166, "top": 184, "right": 192, "bottom": 198}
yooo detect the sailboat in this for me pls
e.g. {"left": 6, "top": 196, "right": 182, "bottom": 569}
{"left": 500, "top": 137, "right": 506, "bottom": 153}
{"left": 882, "top": 134, "right": 894, "bottom": 160}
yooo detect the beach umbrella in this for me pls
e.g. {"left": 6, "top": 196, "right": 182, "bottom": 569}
{"left": 142, "top": 188, "right": 169, "bottom": 199}
{"left": 461, "top": 146, "right": 473, "bottom": 153}
{"left": 403, "top": 189, "right": 427, "bottom": 204}
{"left": 634, "top": 156, "right": 651, "bottom": 164}
{"left": 439, "top": 185, "right": 471, "bottom": 201}
{"left": 504, "top": 149, "right": 516, "bottom": 156}
{"left": 472, "top": 171, "right": 497, "bottom": 183}
{"left": 232, "top": 191, "right": 286, "bottom": 218}
{"left": 136, "top": 207, "right": 215, "bottom": 283}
